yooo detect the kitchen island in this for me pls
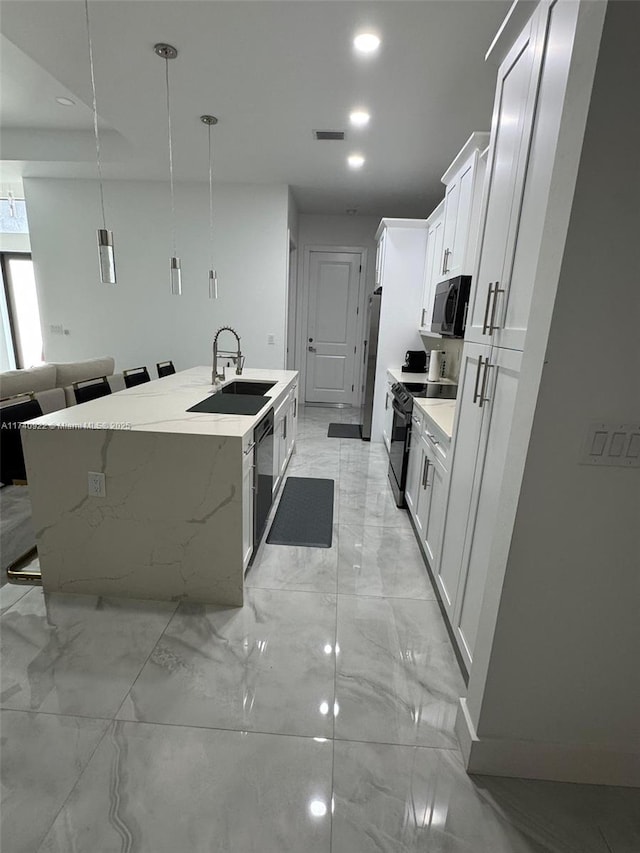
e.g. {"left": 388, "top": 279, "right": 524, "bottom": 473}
{"left": 21, "top": 367, "right": 298, "bottom": 606}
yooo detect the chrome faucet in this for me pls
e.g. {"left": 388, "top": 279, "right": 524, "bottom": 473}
{"left": 212, "top": 326, "right": 244, "bottom": 386}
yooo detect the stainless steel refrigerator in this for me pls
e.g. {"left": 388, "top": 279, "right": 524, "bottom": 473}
{"left": 360, "top": 287, "right": 382, "bottom": 441}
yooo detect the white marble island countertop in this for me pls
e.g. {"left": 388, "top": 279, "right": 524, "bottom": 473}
{"left": 21, "top": 367, "right": 299, "bottom": 607}
{"left": 24, "top": 367, "right": 298, "bottom": 439}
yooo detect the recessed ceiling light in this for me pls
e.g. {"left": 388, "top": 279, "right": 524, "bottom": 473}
{"left": 353, "top": 32, "right": 381, "bottom": 54}
{"left": 348, "top": 154, "right": 365, "bottom": 169}
{"left": 55, "top": 96, "right": 76, "bottom": 107}
{"left": 349, "top": 110, "right": 370, "bottom": 128}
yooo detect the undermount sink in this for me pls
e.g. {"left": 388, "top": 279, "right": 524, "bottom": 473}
{"left": 187, "top": 393, "right": 269, "bottom": 416}
{"left": 220, "top": 380, "right": 275, "bottom": 396}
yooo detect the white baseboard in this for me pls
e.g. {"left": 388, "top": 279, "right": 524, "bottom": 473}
{"left": 455, "top": 699, "right": 640, "bottom": 788}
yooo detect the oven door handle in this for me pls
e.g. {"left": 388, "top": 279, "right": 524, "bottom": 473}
{"left": 391, "top": 400, "right": 409, "bottom": 420}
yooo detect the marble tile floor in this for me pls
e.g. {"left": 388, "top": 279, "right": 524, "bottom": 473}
{"left": 1, "top": 405, "right": 638, "bottom": 853}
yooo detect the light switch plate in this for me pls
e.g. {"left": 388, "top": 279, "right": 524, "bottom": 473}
{"left": 581, "top": 422, "right": 640, "bottom": 467}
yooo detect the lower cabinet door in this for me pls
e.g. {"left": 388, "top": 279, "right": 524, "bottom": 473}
{"left": 280, "top": 414, "right": 288, "bottom": 478}
{"left": 242, "top": 454, "right": 254, "bottom": 569}
{"left": 454, "top": 345, "right": 522, "bottom": 670}
{"left": 382, "top": 387, "right": 394, "bottom": 452}
{"left": 404, "top": 426, "right": 422, "bottom": 519}
{"left": 415, "top": 437, "right": 431, "bottom": 540}
{"left": 436, "top": 342, "right": 489, "bottom": 618}
{"left": 423, "top": 448, "right": 447, "bottom": 569}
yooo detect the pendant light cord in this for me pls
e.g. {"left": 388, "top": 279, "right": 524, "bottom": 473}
{"left": 84, "top": 0, "right": 106, "bottom": 230}
{"left": 208, "top": 123, "right": 214, "bottom": 270}
{"left": 165, "top": 57, "right": 177, "bottom": 258}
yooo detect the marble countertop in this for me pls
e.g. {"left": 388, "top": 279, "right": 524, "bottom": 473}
{"left": 412, "top": 398, "right": 457, "bottom": 440}
{"left": 387, "top": 367, "right": 457, "bottom": 386}
{"left": 22, "top": 367, "right": 298, "bottom": 439}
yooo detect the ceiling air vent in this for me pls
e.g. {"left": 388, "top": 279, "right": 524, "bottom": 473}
{"left": 313, "top": 130, "right": 345, "bottom": 141}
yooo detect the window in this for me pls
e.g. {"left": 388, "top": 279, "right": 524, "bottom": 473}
{"left": 1, "top": 254, "right": 44, "bottom": 369}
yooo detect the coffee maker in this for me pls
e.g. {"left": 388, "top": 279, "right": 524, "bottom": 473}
{"left": 402, "top": 350, "right": 428, "bottom": 373}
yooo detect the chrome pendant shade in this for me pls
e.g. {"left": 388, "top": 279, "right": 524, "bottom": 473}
{"left": 155, "top": 43, "right": 181, "bottom": 295}
{"left": 97, "top": 229, "right": 116, "bottom": 284}
{"left": 201, "top": 114, "right": 219, "bottom": 300}
{"left": 170, "top": 256, "right": 182, "bottom": 297}
{"left": 85, "top": 0, "right": 116, "bottom": 284}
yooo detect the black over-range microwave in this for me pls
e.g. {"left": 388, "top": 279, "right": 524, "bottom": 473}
{"left": 431, "top": 275, "right": 471, "bottom": 337}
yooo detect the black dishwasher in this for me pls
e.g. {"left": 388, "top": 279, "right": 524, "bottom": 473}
{"left": 253, "top": 408, "right": 274, "bottom": 558}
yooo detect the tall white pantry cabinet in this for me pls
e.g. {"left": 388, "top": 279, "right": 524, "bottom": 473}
{"left": 430, "top": 0, "right": 620, "bottom": 783}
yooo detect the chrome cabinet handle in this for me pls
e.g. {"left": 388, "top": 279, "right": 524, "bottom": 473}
{"left": 473, "top": 355, "right": 485, "bottom": 404}
{"left": 293, "top": 398, "right": 297, "bottom": 418}
{"left": 482, "top": 283, "right": 494, "bottom": 335}
{"left": 422, "top": 457, "right": 430, "bottom": 488}
{"left": 488, "top": 282, "right": 505, "bottom": 334}
{"left": 244, "top": 441, "right": 256, "bottom": 456}
{"left": 283, "top": 416, "right": 287, "bottom": 440}
{"left": 421, "top": 308, "right": 426, "bottom": 327}
{"left": 425, "top": 431, "right": 439, "bottom": 446}
{"left": 385, "top": 393, "right": 389, "bottom": 410}
{"left": 441, "top": 248, "right": 447, "bottom": 275}
{"left": 478, "top": 359, "right": 493, "bottom": 408}
{"left": 412, "top": 415, "right": 421, "bottom": 426}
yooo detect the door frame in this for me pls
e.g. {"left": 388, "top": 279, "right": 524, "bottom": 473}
{"left": 296, "top": 244, "right": 368, "bottom": 407}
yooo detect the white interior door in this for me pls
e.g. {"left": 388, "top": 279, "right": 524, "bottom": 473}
{"left": 304, "top": 251, "right": 362, "bottom": 405}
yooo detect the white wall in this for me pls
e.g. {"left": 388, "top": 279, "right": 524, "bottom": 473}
{"left": 468, "top": 0, "right": 640, "bottom": 781}
{"left": 293, "top": 213, "right": 379, "bottom": 402}
{"left": 23, "top": 178, "right": 289, "bottom": 374}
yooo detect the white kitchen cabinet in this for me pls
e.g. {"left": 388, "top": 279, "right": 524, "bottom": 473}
{"left": 404, "top": 409, "right": 424, "bottom": 519}
{"left": 382, "top": 375, "right": 394, "bottom": 453}
{"left": 273, "top": 385, "right": 297, "bottom": 494}
{"left": 415, "top": 433, "right": 433, "bottom": 543}
{"left": 436, "top": 343, "right": 489, "bottom": 620}
{"left": 406, "top": 404, "right": 450, "bottom": 568}
{"left": 419, "top": 202, "right": 445, "bottom": 331}
{"left": 438, "top": 133, "right": 489, "bottom": 283}
{"left": 242, "top": 442, "right": 255, "bottom": 570}
{"left": 375, "top": 228, "right": 386, "bottom": 288}
{"left": 273, "top": 397, "right": 287, "bottom": 494}
{"left": 466, "top": 12, "right": 546, "bottom": 351}
{"left": 286, "top": 384, "right": 297, "bottom": 459}
{"left": 423, "top": 435, "right": 447, "bottom": 569}
{"left": 453, "top": 345, "right": 522, "bottom": 670}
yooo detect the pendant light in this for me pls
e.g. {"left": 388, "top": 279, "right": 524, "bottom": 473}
{"left": 155, "top": 43, "right": 181, "bottom": 296}
{"left": 201, "top": 114, "right": 219, "bottom": 299}
{"left": 84, "top": 0, "right": 116, "bottom": 284}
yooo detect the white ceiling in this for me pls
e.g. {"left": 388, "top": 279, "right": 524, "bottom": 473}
{"left": 0, "top": 0, "right": 511, "bottom": 216}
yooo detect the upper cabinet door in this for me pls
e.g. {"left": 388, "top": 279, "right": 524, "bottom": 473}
{"left": 420, "top": 206, "right": 445, "bottom": 329}
{"left": 375, "top": 229, "right": 387, "bottom": 287}
{"left": 441, "top": 153, "right": 477, "bottom": 280}
{"left": 466, "top": 12, "right": 545, "bottom": 350}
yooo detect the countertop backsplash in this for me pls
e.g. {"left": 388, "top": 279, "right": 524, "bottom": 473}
{"left": 418, "top": 334, "right": 463, "bottom": 383}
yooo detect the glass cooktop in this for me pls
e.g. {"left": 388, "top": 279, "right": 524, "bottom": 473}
{"left": 401, "top": 382, "right": 457, "bottom": 400}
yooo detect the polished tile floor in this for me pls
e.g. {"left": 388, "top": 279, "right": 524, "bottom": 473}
{"left": 1, "top": 406, "right": 639, "bottom": 852}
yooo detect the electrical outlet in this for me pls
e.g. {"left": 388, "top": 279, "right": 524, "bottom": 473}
{"left": 87, "top": 471, "right": 106, "bottom": 497}
{"left": 267, "top": 334, "right": 275, "bottom": 345}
